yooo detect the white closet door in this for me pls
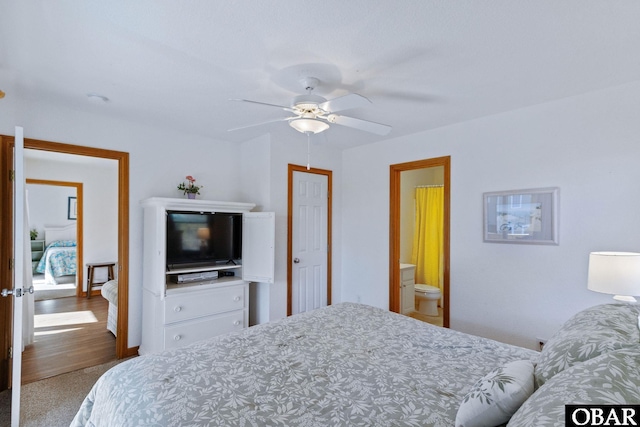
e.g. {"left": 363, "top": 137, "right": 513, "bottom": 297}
{"left": 291, "top": 171, "right": 328, "bottom": 315}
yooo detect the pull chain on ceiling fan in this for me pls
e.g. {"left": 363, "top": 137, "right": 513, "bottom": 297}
{"left": 306, "top": 132, "right": 312, "bottom": 170}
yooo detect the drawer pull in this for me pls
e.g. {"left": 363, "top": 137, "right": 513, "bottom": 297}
{"left": 233, "top": 296, "right": 241, "bottom": 302}
{"left": 233, "top": 320, "right": 241, "bottom": 326}
{"left": 174, "top": 306, "right": 182, "bottom": 312}
{"left": 174, "top": 335, "right": 182, "bottom": 341}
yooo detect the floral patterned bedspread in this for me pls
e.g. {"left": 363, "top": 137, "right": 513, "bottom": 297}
{"left": 35, "top": 240, "right": 76, "bottom": 285}
{"left": 72, "top": 303, "right": 537, "bottom": 427}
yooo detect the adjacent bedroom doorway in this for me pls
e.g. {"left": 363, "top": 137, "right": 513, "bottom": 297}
{"left": 0, "top": 136, "right": 132, "bottom": 367}
{"left": 26, "top": 179, "right": 83, "bottom": 299}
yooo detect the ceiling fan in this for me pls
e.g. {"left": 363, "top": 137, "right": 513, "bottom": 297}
{"left": 229, "top": 77, "right": 392, "bottom": 136}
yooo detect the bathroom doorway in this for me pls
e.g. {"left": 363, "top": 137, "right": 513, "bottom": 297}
{"left": 389, "top": 156, "right": 450, "bottom": 328}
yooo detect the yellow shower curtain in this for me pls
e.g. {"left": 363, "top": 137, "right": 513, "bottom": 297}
{"left": 411, "top": 186, "right": 444, "bottom": 296}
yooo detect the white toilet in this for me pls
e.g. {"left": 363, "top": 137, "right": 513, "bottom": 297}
{"left": 414, "top": 284, "right": 442, "bottom": 316}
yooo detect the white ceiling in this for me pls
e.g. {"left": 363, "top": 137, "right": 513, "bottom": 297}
{"left": 2, "top": 1, "right": 639, "bottom": 149}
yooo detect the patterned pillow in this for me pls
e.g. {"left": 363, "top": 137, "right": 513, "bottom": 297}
{"left": 534, "top": 303, "right": 640, "bottom": 388}
{"left": 455, "top": 360, "right": 535, "bottom": 427}
{"left": 508, "top": 348, "right": 640, "bottom": 427}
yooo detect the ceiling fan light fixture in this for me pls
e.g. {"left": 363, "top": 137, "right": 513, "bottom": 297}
{"left": 289, "top": 117, "right": 329, "bottom": 134}
{"left": 292, "top": 94, "right": 326, "bottom": 115}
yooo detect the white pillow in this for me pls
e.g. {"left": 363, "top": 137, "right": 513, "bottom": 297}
{"left": 455, "top": 360, "right": 535, "bottom": 427}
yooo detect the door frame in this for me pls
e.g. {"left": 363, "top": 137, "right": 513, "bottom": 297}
{"left": 23, "top": 138, "right": 132, "bottom": 357}
{"left": 0, "top": 136, "right": 14, "bottom": 389}
{"left": 389, "top": 156, "right": 451, "bottom": 327}
{"left": 0, "top": 135, "right": 134, "bottom": 389}
{"left": 287, "top": 164, "right": 332, "bottom": 316}
{"left": 26, "top": 179, "right": 84, "bottom": 297}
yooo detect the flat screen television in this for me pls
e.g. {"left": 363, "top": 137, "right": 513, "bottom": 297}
{"left": 166, "top": 211, "right": 242, "bottom": 270}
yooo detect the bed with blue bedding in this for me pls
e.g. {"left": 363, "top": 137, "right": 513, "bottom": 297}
{"left": 35, "top": 239, "right": 77, "bottom": 285}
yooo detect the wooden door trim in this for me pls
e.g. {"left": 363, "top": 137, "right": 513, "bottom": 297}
{"left": 0, "top": 136, "right": 14, "bottom": 389}
{"left": 389, "top": 156, "right": 451, "bottom": 328}
{"left": 21, "top": 137, "right": 134, "bottom": 358}
{"left": 26, "top": 179, "right": 84, "bottom": 297}
{"left": 287, "top": 164, "right": 332, "bottom": 316}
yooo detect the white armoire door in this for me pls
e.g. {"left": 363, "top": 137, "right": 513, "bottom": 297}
{"left": 291, "top": 171, "right": 328, "bottom": 314}
{"left": 242, "top": 212, "right": 275, "bottom": 284}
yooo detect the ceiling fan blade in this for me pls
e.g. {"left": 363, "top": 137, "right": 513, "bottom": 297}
{"left": 327, "top": 114, "right": 392, "bottom": 136}
{"left": 319, "top": 93, "right": 371, "bottom": 113}
{"left": 230, "top": 98, "right": 294, "bottom": 112}
{"left": 227, "top": 116, "right": 295, "bottom": 132}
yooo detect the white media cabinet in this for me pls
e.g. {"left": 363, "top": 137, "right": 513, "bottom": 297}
{"left": 139, "top": 197, "right": 275, "bottom": 355}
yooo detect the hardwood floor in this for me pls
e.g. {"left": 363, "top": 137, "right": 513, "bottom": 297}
{"left": 21, "top": 296, "right": 116, "bottom": 384}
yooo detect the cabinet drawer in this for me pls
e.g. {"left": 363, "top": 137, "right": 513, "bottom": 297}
{"left": 164, "top": 285, "right": 245, "bottom": 324}
{"left": 163, "top": 310, "right": 245, "bottom": 349}
{"left": 401, "top": 268, "right": 415, "bottom": 282}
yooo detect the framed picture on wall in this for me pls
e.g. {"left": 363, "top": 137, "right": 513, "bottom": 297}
{"left": 483, "top": 187, "right": 559, "bottom": 245}
{"left": 67, "top": 196, "right": 77, "bottom": 220}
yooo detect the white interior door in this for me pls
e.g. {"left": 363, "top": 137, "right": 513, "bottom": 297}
{"left": 291, "top": 171, "right": 328, "bottom": 314}
{"left": 6, "top": 126, "right": 25, "bottom": 426}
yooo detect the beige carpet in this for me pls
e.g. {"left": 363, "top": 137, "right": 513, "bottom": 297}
{"left": 0, "top": 358, "right": 125, "bottom": 426}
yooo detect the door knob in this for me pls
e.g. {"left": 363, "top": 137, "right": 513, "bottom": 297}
{"left": 0, "top": 287, "right": 31, "bottom": 297}
{"left": 293, "top": 258, "right": 300, "bottom": 263}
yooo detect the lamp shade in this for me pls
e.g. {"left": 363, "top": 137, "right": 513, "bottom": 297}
{"left": 289, "top": 118, "right": 329, "bottom": 134}
{"left": 587, "top": 252, "right": 640, "bottom": 302}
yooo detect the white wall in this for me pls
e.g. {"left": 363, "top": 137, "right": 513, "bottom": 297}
{"left": 26, "top": 183, "right": 76, "bottom": 239}
{"left": 237, "top": 132, "right": 345, "bottom": 324}
{"left": 341, "top": 81, "right": 640, "bottom": 350}
{"left": 239, "top": 134, "right": 272, "bottom": 325}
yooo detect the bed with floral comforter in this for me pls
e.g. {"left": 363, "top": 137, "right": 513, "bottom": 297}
{"left": 72, "top": 303, "right": 538, "bottom": 426}
{"left": 71, "top": 302, "right": 640, "bottom": 427}
{"left": 35, "top": 239, "right": 77, "bottom": 285}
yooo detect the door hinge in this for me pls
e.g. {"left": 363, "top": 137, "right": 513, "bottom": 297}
{"left": 8, "top": 347, "right": 12, "bottom": 359}
{"left": 9, "top": 169, "right": 15, "bottom": 182}
{"left": 8, "top": 258, "right": 14, "bottom": 270}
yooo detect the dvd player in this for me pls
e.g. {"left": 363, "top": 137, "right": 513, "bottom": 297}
{"left": 173, "top": 270, "right": 219, "bottom": 283}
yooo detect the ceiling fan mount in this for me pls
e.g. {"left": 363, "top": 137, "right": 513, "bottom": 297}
{"left": 299, "top": 76, "right": 320, "bottom": 92}
{"left": 229, "top": 76, "right": 392, "bottom": 136}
